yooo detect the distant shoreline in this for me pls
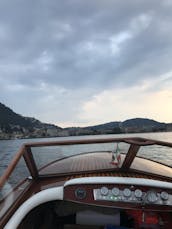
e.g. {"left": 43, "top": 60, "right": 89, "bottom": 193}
{"left": 0, "top": 130, "right": 171, "bottom": 141}
{"left": 0, "top": 102, "right": 172, "bottom": 141}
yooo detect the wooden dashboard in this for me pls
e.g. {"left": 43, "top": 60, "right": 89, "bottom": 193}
{"left": 64, "top": 177, "right": 172, "bottom": 212}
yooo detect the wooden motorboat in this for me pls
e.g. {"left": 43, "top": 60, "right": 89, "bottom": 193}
{"left": 0, "top": 137, "right": 172, "bottom": 229}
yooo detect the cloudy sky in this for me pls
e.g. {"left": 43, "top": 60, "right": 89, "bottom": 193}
{"left": 0, "top": 0, "right": 172, "bottom": 127}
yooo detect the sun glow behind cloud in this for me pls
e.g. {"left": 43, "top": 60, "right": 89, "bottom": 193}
{"left": 78, "top": 80, "right": 172, "bottom": 126}
{"left": 0, "top": 0, "right": 172, "bottom": 127}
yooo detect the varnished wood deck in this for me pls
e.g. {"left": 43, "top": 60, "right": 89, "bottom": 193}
{"left": 39, "top": 151, "right": 172, "bottom": 179}
{"left": 39, "top": 152, "right": 124, "bottom": 174}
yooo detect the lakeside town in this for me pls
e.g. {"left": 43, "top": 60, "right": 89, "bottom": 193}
{"left": 0, "top": 102, "right": 172, "bottom": 140}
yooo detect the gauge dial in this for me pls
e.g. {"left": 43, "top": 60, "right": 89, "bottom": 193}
{"left": 134, "top": 189, "right": 143, "bottom": 198}
{"left": 100, "top": 187, "right": 109, "bottom": 196}
{"left": 123, "top": 188, "right": 131, "bottom": 197}
{"left": 75, "top": 188, "right": 86, "bottom": 199}
{"left": 160, "top": 191, "right": 169, "bottom": 201}
{"left": 147, "top": 191, "right": 158, "bottom": 203}
{"left": 112, "top": 187, "right": 120, "bottom": 196}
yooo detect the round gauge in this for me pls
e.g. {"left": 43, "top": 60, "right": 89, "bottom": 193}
{"left": 134, "top": 189, "right": 143, "bottom": 198}
{"left": 75, "top": 188, "right": 86, "bottom": 200}
{"left": 160, "top": 191, "right": 169, "bottom": 201}
{"left": 100, "top": 186, "right": 109, "bottom": 196}
{"left": 123, "top": 188, "right": 131, "bottom": 197}
{"left": 112, "top": 187, "right": 120, "bottom": 196}
{"left": 147, "top": 191, "right": 158, "bottom": 203}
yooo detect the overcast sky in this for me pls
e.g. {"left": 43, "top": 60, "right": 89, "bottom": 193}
{"left": 0, "top": 0, "right": 172, "bottom": 127}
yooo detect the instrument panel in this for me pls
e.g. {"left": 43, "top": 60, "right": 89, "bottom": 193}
{"left": 93, "top": 186, "right": 171, "bottom": 206}
{"left": 64, "top": 178, "right": 172, "bottom": 211}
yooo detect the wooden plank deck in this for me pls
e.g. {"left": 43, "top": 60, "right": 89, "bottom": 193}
{"left": 39, "top": 151, "right": 172, "bottom": 179}
{"left": 39, "top": 152, "right": 124, "bottom": 175}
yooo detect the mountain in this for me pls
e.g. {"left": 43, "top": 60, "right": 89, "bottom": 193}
{"left": 122, "top": 118, "right": 166, "bottom": 132}
{"left": 63, "top": 118, "right": 170, "bottom": 136}
{"left": 0, "top": 102, "right": 172, "bottom": 139}
{"left": 123, "top": 118, "right": 165, "bottom": 128}
{"left": 0, "top": 103, "right": 33, "bottom": 127}
{"left": 0, "top": 103, "right": 62, "bottom": 139}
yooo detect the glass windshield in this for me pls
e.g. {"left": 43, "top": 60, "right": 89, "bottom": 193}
{"left": 137, "top": 145, "right": 172, "bottom": 167}
{"left": 32, "top": 142, "right": 130, "bottom": 170}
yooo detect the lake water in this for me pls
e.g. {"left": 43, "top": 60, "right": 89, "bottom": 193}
{"left": 0, "top": 132, "right": 172, "bottom": 178}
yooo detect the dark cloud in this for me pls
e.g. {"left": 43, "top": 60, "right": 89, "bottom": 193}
{"left": 0, "top": 0, "right": 172, "bottom": 124}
